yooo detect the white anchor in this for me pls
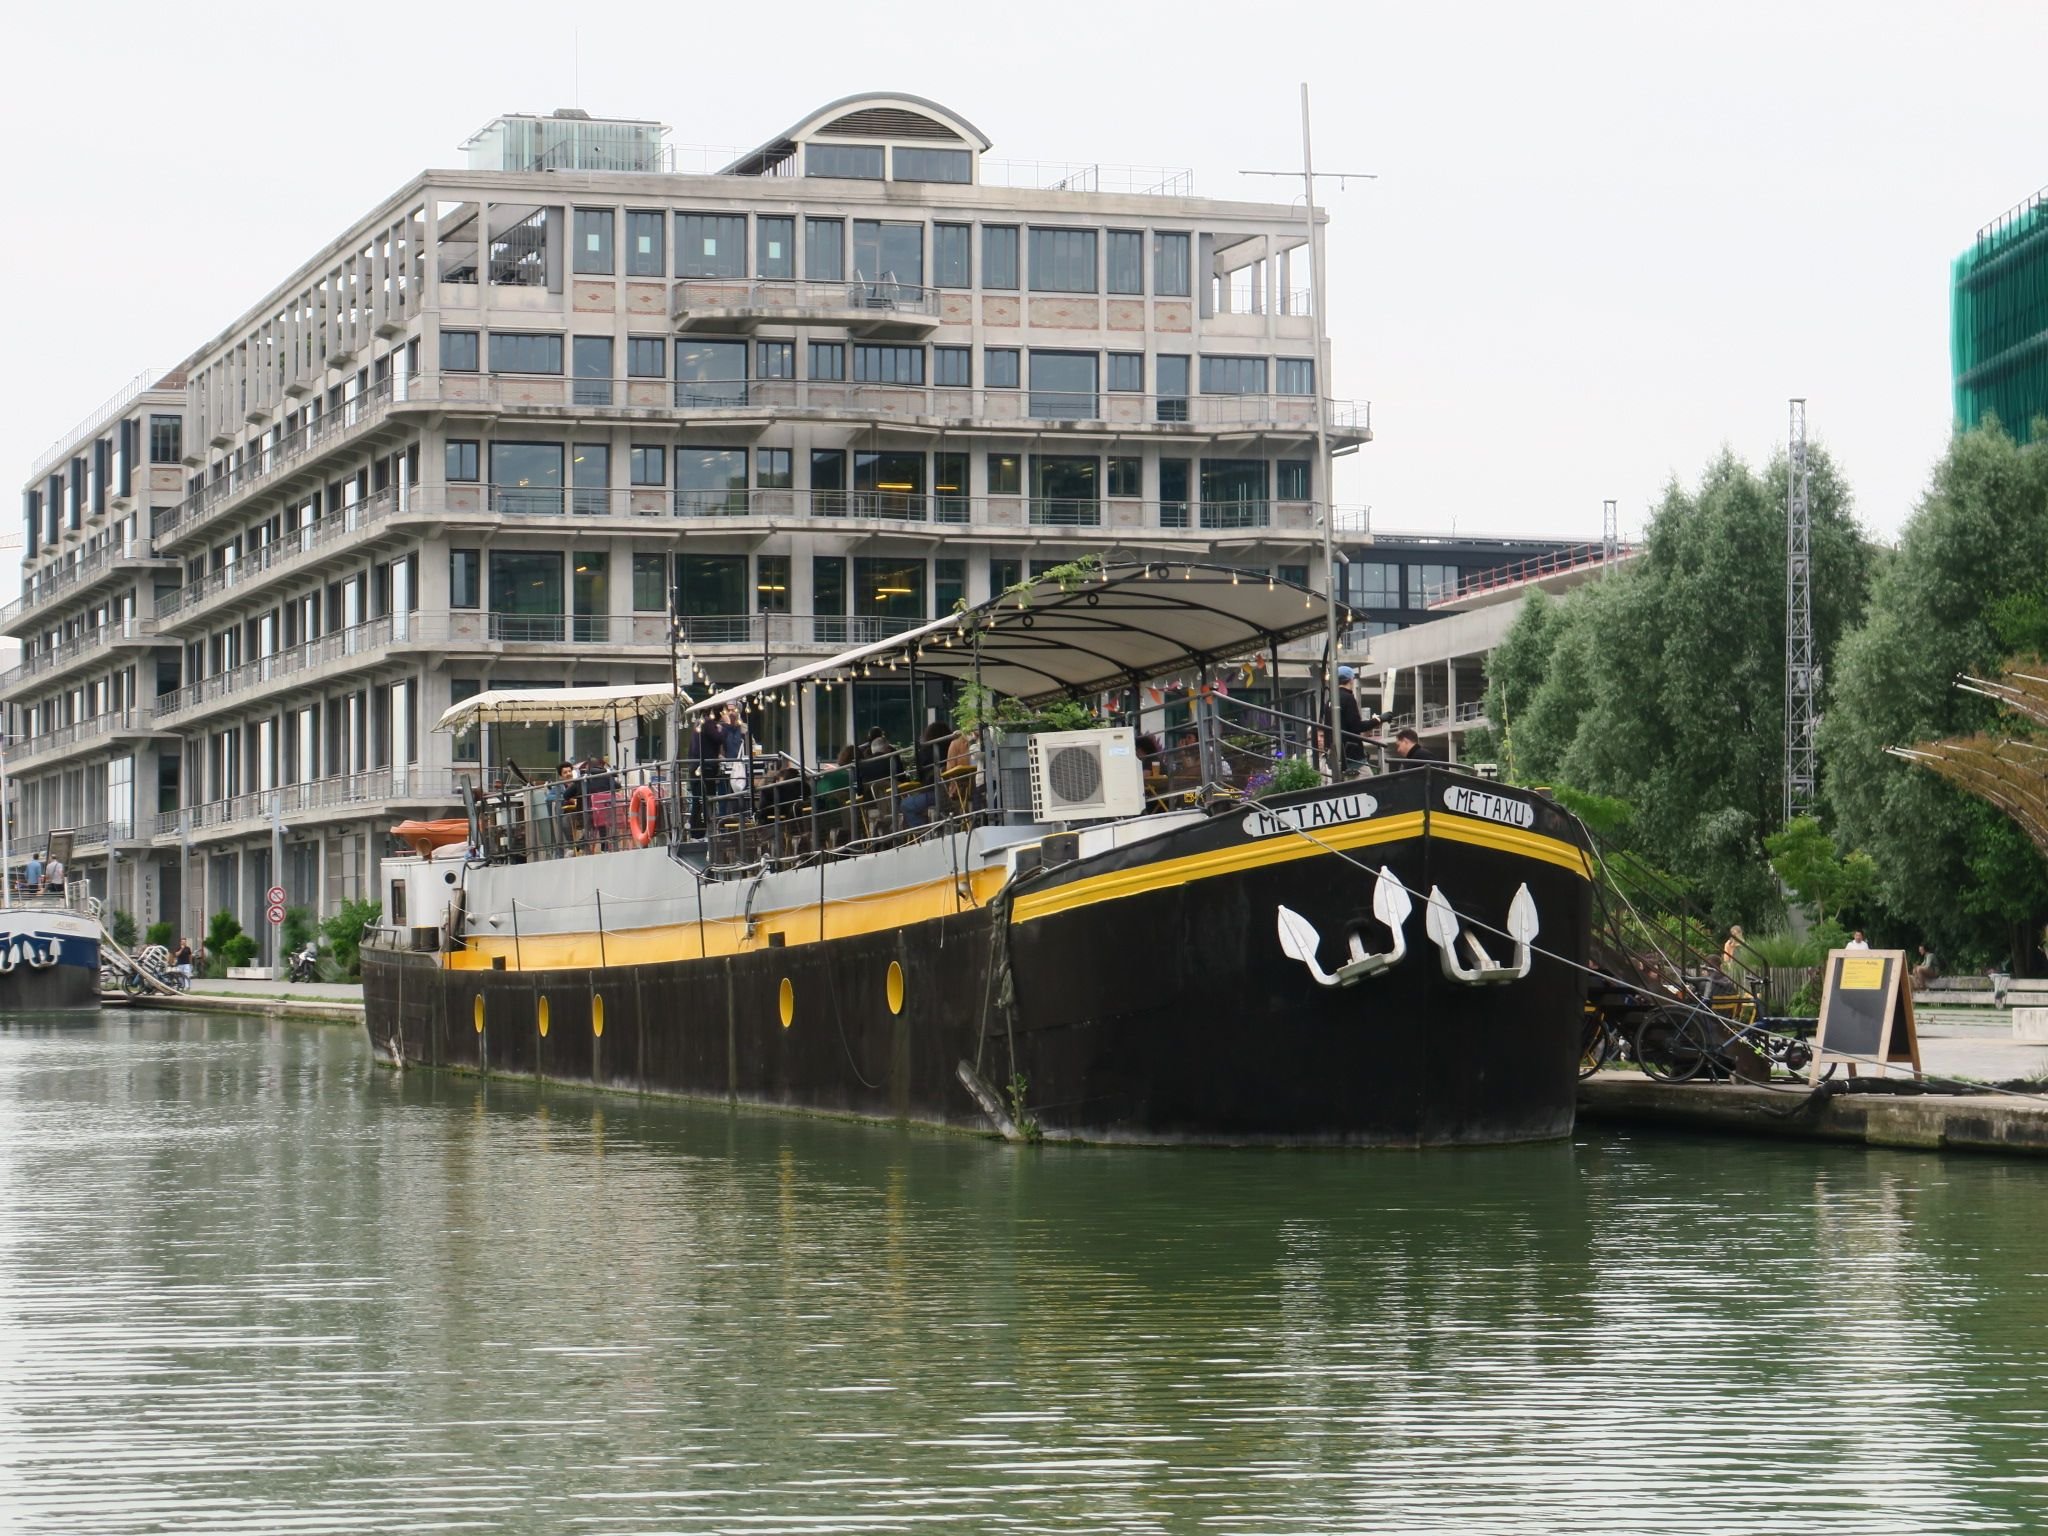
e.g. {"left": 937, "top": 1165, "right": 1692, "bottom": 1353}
{"left": 1276, "top": 866, "right": 1413, "bottom": 989}
{"left": 1425, "top": 883, "right": 1538, "bottom": 985}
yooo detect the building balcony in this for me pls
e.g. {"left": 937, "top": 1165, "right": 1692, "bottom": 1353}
{"left": 0, "top": 617, "right": 164, "bottom": 700}
{"left": 156, "top": 485, "right": 420, "bottom": 628}
{"left": 413, "top": 371, "right": 1369, "bottom": 446}
{"left": 671, "top": 278, "right": 943, "bottom": 338}
{"left": 153, "top": 766, "right": 474, "bottom": 847}
{"left": 2, "top": 543, "right": 181, "bottom": 634}
{"left": 152, "top": 372, "right": 407, "bottom": 552}
{"left": 8, "top": 707, "right": 178, "bottom": 769}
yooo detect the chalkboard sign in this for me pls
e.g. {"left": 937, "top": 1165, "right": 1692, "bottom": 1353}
{"left": 1810, "top": 949, "right": 1921, "bottom": 1081}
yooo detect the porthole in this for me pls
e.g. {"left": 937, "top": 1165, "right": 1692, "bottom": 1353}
{"left": 886, "top": 960, "right": 905, "bottom": 1015}
{"left": 778, "top": 977, "right": 795, "bottom": 1029}
{"left": 537, "top": 995, "right": 551, "bottom": 1037}
{"left": 473, "top": 994, "right": 485, "bottom": 1033}
{"left": 591, "top": 993, "right": 605, "bottom": 1038}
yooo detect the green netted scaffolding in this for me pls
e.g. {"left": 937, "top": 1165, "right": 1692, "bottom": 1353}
{"left": 1953, "top": 186, "right": 2048, "bottom": 443}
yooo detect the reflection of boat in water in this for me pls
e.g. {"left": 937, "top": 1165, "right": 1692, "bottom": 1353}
{"left": 364, "top": 563, "right": 1596, "bottom": 1147}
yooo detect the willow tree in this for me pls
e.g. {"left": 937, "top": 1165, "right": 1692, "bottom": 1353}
{"left": 1821, "top": 424, "right": 2048, "bottom": 967}
{"left": 1481, "top": 445, "right": 1869, "bottom": 925}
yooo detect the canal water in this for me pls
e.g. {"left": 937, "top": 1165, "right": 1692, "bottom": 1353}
{"left": 3, "top": 1011, "right": 2047, "bottom": 1534}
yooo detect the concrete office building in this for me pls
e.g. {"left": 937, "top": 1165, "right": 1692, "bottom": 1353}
{"left": 6, "top": 93, "right": 1368, "bottom": 939}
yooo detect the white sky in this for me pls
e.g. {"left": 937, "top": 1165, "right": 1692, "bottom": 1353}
{"left": 5, "top": 0, "right": 2044, "bottom": 596}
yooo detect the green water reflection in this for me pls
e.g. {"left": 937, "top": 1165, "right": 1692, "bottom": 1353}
{"left": 1, "top": 1010, "right": 2045, "bottom": 1533}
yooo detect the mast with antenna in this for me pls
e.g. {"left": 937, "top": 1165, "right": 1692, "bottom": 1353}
{"left": 1242, "top": 87, "right": 1374, "bottom": 774}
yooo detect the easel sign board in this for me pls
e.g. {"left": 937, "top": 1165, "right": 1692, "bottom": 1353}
{"left": 1810, "top": 949, "right": 1922, "bottom": 1081}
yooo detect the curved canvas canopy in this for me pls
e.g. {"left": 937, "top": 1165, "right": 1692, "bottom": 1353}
{"left": 687, "top": 562, "right": 1345, "bottom": 717}
{"left": 435, "top": 683, "right": 683, "bottom": 734}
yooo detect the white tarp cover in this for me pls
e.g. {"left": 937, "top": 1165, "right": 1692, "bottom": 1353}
{"left": 687, "top": 562, "right": 1343, "bottom": 715}
{"left": 435, "top": 682, "right": 684, "bottom": 733}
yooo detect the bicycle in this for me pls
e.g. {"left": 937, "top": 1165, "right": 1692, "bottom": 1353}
{"left": 1634, "top": 1005, "right": 1833, "bottom": 1084}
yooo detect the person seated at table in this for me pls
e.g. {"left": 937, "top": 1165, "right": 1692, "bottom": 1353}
{"left": 902, "top": 722, "right": 956, "bottom": 828}
{"left": 944, "top": 726, "right": 979, "bottom": 811}
{"left": 814, "top": 745, "right": 858, "bottom": 846}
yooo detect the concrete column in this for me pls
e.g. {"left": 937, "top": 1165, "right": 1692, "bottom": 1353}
{"left": 1444, "top": 661, "right": 1458, "bottom": 764}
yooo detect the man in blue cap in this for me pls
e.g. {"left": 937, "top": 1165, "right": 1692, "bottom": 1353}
{"left": 1319, "top": 665, "right": 1371, "bottom": 777}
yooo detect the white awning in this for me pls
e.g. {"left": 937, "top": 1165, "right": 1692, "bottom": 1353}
{"left": 687, "top": 561, "right": 1344, "bottom": 716}
{"left": 435, "top": 683, "right": 685, "bottom": 733}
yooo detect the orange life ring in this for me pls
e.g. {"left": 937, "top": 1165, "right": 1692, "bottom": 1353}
{"left": 626, "top": 784, "right": 659, "bottom": 847}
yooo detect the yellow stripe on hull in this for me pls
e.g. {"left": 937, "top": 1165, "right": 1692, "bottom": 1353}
{"left": 1011, "top": 810, "right": 1590, "bottom": 926}
{"left": 446, "top": 865, "right": 1007, "bottom": 973}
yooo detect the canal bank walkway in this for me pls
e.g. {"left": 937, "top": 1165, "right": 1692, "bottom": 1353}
{"left": 124, "top": 977, "right": 365, "bottom": 1024}
{"left": 1581, "top": 1006, "right": 2048, "bottom": 1156}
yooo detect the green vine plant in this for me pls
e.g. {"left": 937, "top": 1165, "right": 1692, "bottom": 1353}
{"left": 950, "top": 682, "right": 1102, "bottom": 736}
{"left": 1002, "top": 554, "right": 1103, "bottom": 610}
{"left": 1006, "top": 1072, "right": 1043, "bottom": 1143}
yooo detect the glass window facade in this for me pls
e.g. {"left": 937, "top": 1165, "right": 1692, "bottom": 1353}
{"left": 626, "top": 336, "right": 665, "bottom": 377}
{"left": 1029, "top": 351, "right": 1097, "bottom": 419}
{"left": 1029, "top": 228, "right": 1097, "bottom": 292}
{"left": 853, "top": 220, "right": 923, "bottom": 287}
{"left": 934, "top": 452, "right": 967, "bottom": 522}
{"left": 445, "top": 440, "right": 479, "bottom": 482}
{"left": 807, "top": 143, "right": 885, "bottom": 180}
{"left": 675, "top": 339, "right": 747, "bottom": 405}
{"left": 809, "top": 341, "right": 845, "bottom": 381}
{"left": 629, "top": 445, "right": 666, "bottom": 486}
{"left": 1201, "top": 356, "right": 1268, "bottom": 395}
{"left": 625, "top": 211, "right": 664, "bottom": 275}
{"left": 984, "top": 348, "right": 1020, "bottom": 389}
{"left": 1278, "top": 459, "right": 1312, "bottom": 500}
{"left": 633, "top": 552, "right": 667, "bottom": 611}
{"left": 1159, "top": 458, "right": 1191, "bottom": 528}
{"left": 1276, "top": 358, "right": 1316, "bottom": 395}
{"left": 450, "top": 549, "right": 480, "bottom": 609}
{"left": 491, "top": 332, "right": 564, "bottom": 374}
{"left": 149, "top": 414, "right": 183, "bottom": 464}
{"left": 1408, "top": 564, "right": 1459, "bottom": 608}
{"left": 893, "top": 146, "right": 970, "bottom": 183}
{"left": 489, "top": 442, "right": 565, "bottom": 514}
{"left": 805, "top": 218, "right": 844, "bottom": 281}
{"left": 811, "top": 450, "right": 848, "bottom": 515}
{"left": 852, "top": 345, "right": 924, "bottom": 385}
{"left": 679, "top": 213, "right": 746, "bottom": 278}
{"left": 1156, "top": 355, "right": 1190, "bottom": 421}
{"left": 1108, "top": 456, "right": 1141, "bottom": 497}
{"left": 757, "top": 340, "right": 795, "bottom": 379}
{"left": 982, "top": 225, "right": 1019, "bottom": 289}
{"left": 1153, "top": 232, "right": 1191, "bottom": 297}
{"left": 757, "top": 448, "right": 792, "bottom": 489}
{"left": 934, "top": 223, "right": 970, "bottom": 288}
{"left": 1340, "top": 561, "right": 1400, "bottom": 609}
{"left": 1107, "top": 353, "right": 1143, "bottom": 392}
{"left": 756, "top": 554, "right": 791, "bottom": 612}
{"left": 489, "top": 550, "right": 564, "bottom": 636}
{"left": 1200, "top": 459, "right": 1269, "bottom": 528}
{"left": 678, "top": 448, "right": 749, "bottom": 515}
{"left": 1106, "top": 230, "right": 1143, "bottom": 294}
{"left": 987, "top": 453, "right": 1021, "bottom": 495}
{"left": 756, "top": 216, "right": 793, "bottom": 278}
{"left": 933, "top": 346, "right": 971, "bottom": 387}
{"left": 441, "top": 330, "right": 480, "bottom": 372}
{"left": 1031, "top": 455, "right": 1099, "bottom": 525}
{"left": 573, "top": 208, "right": 613, "bottom": 274}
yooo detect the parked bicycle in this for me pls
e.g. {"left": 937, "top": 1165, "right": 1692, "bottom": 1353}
{"left": 1634, "top": 1003, "right": 1832, "bottom": 1084}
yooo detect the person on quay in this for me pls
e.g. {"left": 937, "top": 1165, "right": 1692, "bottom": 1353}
{"left": 1911, "top": 944, "right": 1939, "bottom": 990}
{"left": 1845, "top": 930, "right": 1870, "bottom": 950}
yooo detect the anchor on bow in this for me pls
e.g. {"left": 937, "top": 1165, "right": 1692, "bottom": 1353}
{"left": 1424, "top": 883, "right": 1538, "bottom": 985}
{"left": 1276, "top": 865, "right": 1414, "bottom": 988}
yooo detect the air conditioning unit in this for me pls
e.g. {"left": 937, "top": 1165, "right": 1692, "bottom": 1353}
{"left": 1028, "top": 728, "right": 1144, "bottom": 822}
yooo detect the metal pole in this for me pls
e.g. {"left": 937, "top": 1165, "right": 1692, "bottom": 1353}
{"left": 1302, "top": 83, "right": 1341, "bottom": 786}
{"left": 0, "top": 731, "right": 11, "bottom": 911}
{"left": 270, "top": 792, "right": 284, "bottom": 972}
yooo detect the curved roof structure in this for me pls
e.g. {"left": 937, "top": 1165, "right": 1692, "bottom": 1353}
{"left": 688, "top": 562, "right": 1348, "bottom": 715}
{"left": 722, "top": 92, "right": 992, "bottom": 177}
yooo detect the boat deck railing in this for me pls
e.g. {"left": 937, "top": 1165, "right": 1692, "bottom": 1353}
{"left": 461, "top": 693, "right": 1361, "bottom": 884}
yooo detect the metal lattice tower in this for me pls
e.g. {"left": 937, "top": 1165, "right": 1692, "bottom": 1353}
{"left": 1601, "top": 499, "right": 1618, "bottom": 568}
{"left": 1784, "top": 399, "right": 1817, "bottom": 824}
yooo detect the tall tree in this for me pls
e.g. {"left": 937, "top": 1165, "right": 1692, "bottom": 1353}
{"left": 1483, "top": 445, "right": 1870, "bottom": 924}
{"left": 1820, "top": 424, "right": 2048, "bottom": 967}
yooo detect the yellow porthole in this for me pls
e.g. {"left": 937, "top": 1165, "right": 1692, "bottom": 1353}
{"left": 473, "top": 994, "right": 485, "bottom": 1033}
{"left": 886, "top": 960, "right": 905, "bottom": 1016}
{"left": 591, "top": 993, "right": 605, "bottom": 1038}
{"left": 778, "top": 977, "right": 795, "bottom": 1029}
{"left": 537, "top": 996, "right": 551, "bottom": 1037}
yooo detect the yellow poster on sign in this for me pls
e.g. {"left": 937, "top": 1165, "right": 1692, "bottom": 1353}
{"left": 1838, "top": 956, "right": 1886, "bottom": 990}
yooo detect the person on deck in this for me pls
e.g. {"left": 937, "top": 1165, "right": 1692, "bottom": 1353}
{"left": 43, "top": 854, "right": 65, "bottom": 894}
{"left": 691, "top": 712, "right": 726, "bottom": 836}
{"left": 581, "top": 756, "right": 617, "bottom": 850}
{"left": 22, "top": 852, "right": 44, "bottom": 895}
{"left": 1392, "top": 727, "right": 1440, "bottom": 764}
{"left": 901, "top": 722, "right": 955, "bottom": 828}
